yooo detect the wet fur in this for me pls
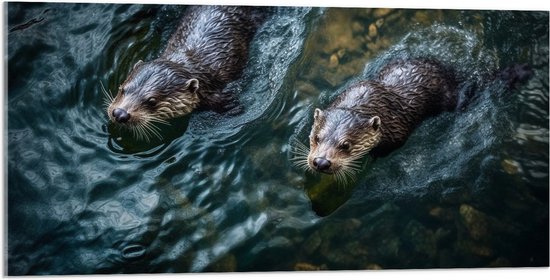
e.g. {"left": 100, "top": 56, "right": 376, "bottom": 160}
{"left": 160, "top": 6, "right": 267, "bottom": 111}
{"left": 359, "top": 59, "right": 457, "bottom": 155}
{"left": 107, "top": 6, "right": 267, "bottom": 140}
{"left": 301, "top": 59, "right": 458, "bottom": 176}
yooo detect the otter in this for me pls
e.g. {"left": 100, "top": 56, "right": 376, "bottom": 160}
{"left": 106, "top": 6, "right": 268, "bottom": 141}
{"left": 295, "top": 59, "right": 459, "bottom": 181}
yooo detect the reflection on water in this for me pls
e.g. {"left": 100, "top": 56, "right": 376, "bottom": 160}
{"left": 6, "top": 3, "right": 549, "bottom": 275}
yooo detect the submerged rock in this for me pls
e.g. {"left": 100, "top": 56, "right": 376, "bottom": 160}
{"left": 294, "top": 262, "right": 326, "bottom": 270}
{"left": 375, "top": 18, "right": 384, "bottom": 28}
{"left": 373, "top": 8, "right": 393, "bottom": 18}
{"left": 302, "top": 231, "right": 322, "bottom": 255}
{"left": 458, "top": 239, "right": 493, "bottom": 257}
{"left": 459, "top": 204, "right": 489, "bottom": 241}
{"left": 295, "top": 81, "right": 318, "bottom": 97}
{"left": 403, "top": 220, "right": 438, "bottom": 259}
{"left": 205, "top": 254, "right": 237, "bottom": 272}
{"left": 365, "top": 263, "right": 383, "bottom": 270}
{"left": 501, "top": 158, "right": 522, "bottom": 175}
{"left": 298, "top": 203, "right": 402, "bottom": 269}
{"left": 368, "top": 23, "right": 378, "bottom": 38}
{"left": 488, "top": 257, "right": 511, "bottom": 267}
{"left": 351, "top": 21, "right": 365, "bottom": 34}
{"left": 328, "top": 54, "right": 339, "bottom": 68}
{"left": 429, "top": 207, "right": 455, "bottom": 221}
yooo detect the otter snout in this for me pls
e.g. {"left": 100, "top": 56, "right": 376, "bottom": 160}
{"left": 112, "top": 108, "right": 130, "bottom": 123}
{"left": 313, "top": 157, "right": 332, "bottom": 172}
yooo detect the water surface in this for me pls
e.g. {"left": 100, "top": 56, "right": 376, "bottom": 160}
{"left": 6, "top": 3, "right": 549, "bottom": 274}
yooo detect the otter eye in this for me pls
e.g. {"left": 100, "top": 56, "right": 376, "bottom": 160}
{"left": 145, "top": 97, "right": 157, "bottom": 107}
{"left": 313, "top": 135, "right": 320, "bottom": 144}
{"left": 339, "top": 141, "right": 351, "bottom": 151}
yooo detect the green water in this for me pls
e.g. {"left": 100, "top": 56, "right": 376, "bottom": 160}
{"left": 6, "top": 3, "right": 549, "bottom": 274}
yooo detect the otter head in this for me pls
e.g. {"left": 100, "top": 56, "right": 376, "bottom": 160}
{"left": 107, "top": 60, "right": 200, "bottom": 141}
{"left": 307, "top": 107, "right": 382, "bottom": 176}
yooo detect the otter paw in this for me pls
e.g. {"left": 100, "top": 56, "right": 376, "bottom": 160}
{"left": 224, "top": 103, "right": 244, "bottom": 116}
{"left": 209, "top": 92, "right": 243, "bottom": 115}
{"left": 216, "top": 96, "right": 243, "bottom": 115}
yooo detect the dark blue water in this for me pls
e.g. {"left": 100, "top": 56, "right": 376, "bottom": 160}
{"left": 6, "top": 3, "right": 549, "bottom": 274}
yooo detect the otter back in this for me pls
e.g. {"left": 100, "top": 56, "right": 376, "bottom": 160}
{"left": 161, "top": 6, "right": 266, "bottom": 85}
{"left": 107, "top": 6, "right": 268, "bottom": 140}
{"left": 304, "top": 59, "right": 459, "bottom": 176}
{"left": 365, "top": 59, "right": 457, "bottom": 155}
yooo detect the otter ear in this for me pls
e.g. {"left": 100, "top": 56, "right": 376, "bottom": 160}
{"left": 368, "top": 116, "right": 381, "bottom": 131}
{"left": 185, "top": 78, "right": 199, "bottom": 93}
{"left": 133, "top": 60, "right": 144, "bottom": 69}
{"left": 314, "top": 108, "right": 324, "bottom": 120}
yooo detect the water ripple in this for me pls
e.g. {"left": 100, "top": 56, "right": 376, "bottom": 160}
{"left": 6, "top": 3, "right": 549, "bottom": 274}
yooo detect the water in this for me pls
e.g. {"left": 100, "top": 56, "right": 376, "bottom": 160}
{"left": 6, "top": 3, "right": 548, "bottom": 274}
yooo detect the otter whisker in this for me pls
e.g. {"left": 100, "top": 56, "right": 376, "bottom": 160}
{"left": 290, "top": 158, "right": 313, "bottom": 172}
{"left": 289, "top": 137, "right": 313, "bottom": 172}
{"left": 103, "top": 100, "right": 111, "bottom": 108}
{"left": 344, "top": 161, "right": 363, "bottom": 169}
{"left": 351, "top": 150, "right": 374, "bottom": 168}
{"left": 111, "top": 116, "right": 167, "bottom": 143}
{"left": 339, "top": 167, "right": 358, "bottom": 187}
{"left": 100, "top": 81, "right": 113, "bottom": 101}
{"left": 344, "top": 153, "right": 369, "bottom": 169}
{"left": 148, "top": 116, "right": 171, "bottom": 126}
{"left": 344, "top": 166, "right": 359, "bottom": 180}
{"left": 338, "top": 170, "right": 349, "bottom": 186}
{"left": 129, "top": 125, "right": 140, "bottom": 141}
{"left": 292, "top": 150, "right": 310, "bottom": 159}
{"left": 289, "top": 137, "right": 310, "bottom": 155}
{"left": 138, "top": 124, "right": 153, "bottom": 141}
{"left": 333, "top": 170, "right": 344, "bottom": 186}
{"left": 142, "top": 124, "right": 155, "bottom": 142}
{"left": 335, "top": 159, "right": 362, "bottom": 186}
{"left": 346, "top": 160, "right": 362, "bottom": 173}
{"left": 141, "top": 120, "right": 164, "bottom": 141}
{"left": 132, "top": 124, "right": 150, "bottom": 142}
{"left": 334, "top": 169, "right": 351, "bottom": 187}
{"left": 292, "top": 158, "right": 312, "bottom": 172}
{"left": 149, "top": 120, "right": 165, "bottom": 135}
{"left": 291, "top": 145, "right": 310, "bottom": 158}
{"left": 292, "top": 159, "right": 313, "bottom": 173}
{"left": 141, "top": 122, "right": 155, "bottom": 142}
{"left": 100, "top": 81, "right": 114, "bottom": 107}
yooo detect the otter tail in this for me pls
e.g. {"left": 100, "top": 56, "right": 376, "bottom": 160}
{"left": 456, "top": 63, "right": 534, "bottom": 111}
{"left": 497, "top": 63, "right": 534, "bottom": 90}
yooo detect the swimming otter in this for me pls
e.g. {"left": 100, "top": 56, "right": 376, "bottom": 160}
{"left": 106, "top": 6, "right": 267, "bottom": 141}
{"left": 296, "top": 59, "right": 458, "bottom": 180}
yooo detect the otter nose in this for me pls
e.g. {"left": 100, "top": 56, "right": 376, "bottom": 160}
{"left": 313, "top": 157, "right": 331, "bottom": 171}
{"left": 112, "top": 108, "right": 130, "bottom": 123}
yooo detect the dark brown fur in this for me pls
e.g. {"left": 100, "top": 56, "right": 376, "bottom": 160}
{"left": 106, "top": 6, "right": 267, "bottom": 140}
{"left": 306, "top": 59, "right": 458, "bottom": 175}
{"left": 158, "top": 5, "right": 267, "bottom": 111}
